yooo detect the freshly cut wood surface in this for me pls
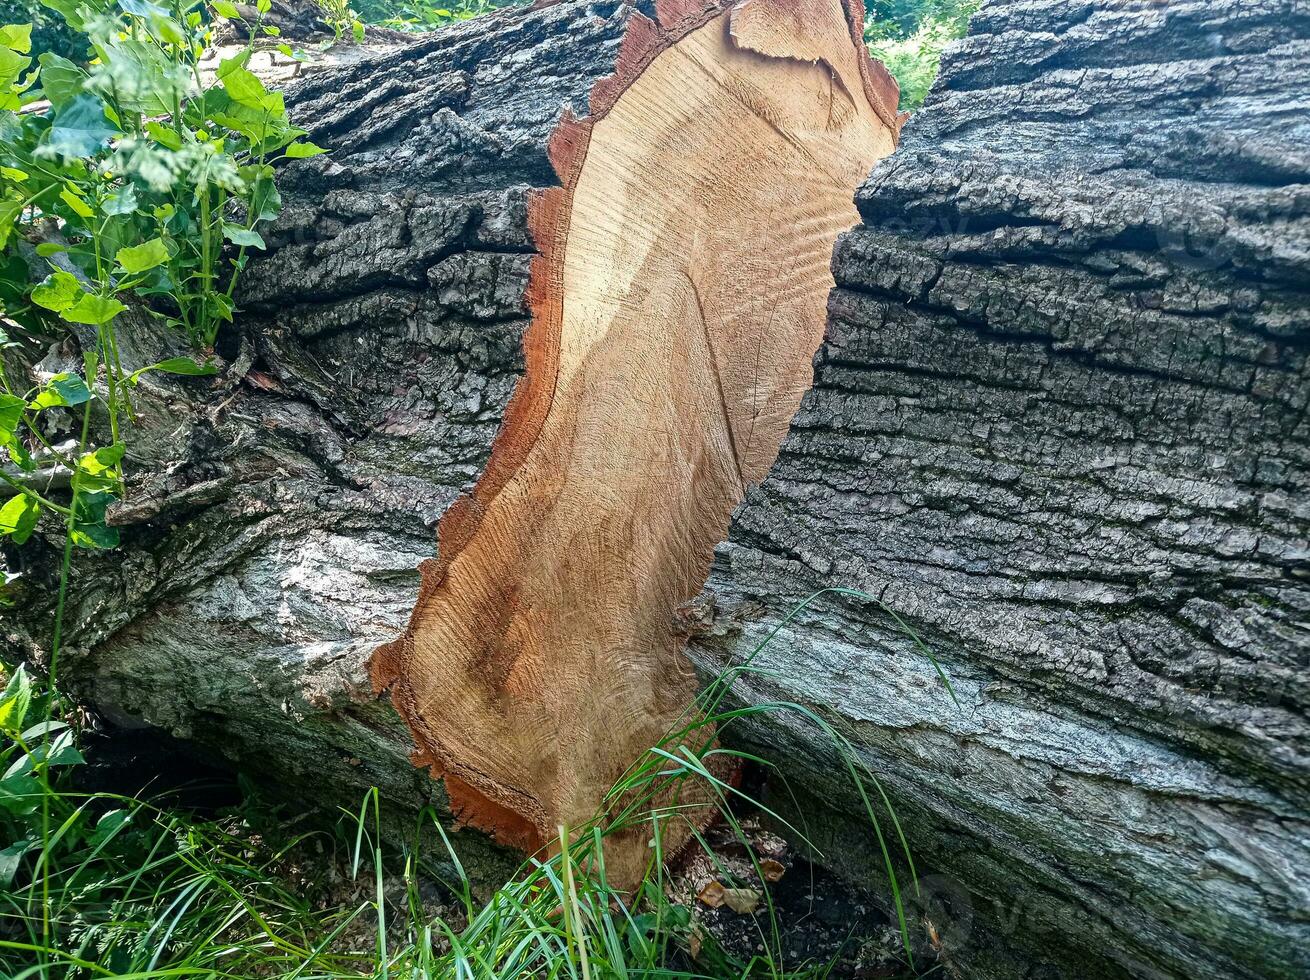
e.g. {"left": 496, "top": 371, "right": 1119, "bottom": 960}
{"left": 373, "top": 0, "right": 899, "bottom": 883}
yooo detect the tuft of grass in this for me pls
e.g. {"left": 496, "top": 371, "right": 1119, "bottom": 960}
{"left": 1, "top": 588, "right": 950, "bottom": 978}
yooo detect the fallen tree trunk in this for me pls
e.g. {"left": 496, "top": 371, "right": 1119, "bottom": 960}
{"left": 2, "top": 0, "right": 900, "bottom": 882}
{"left": 688, "top": 0, "right": 1310, "bottom": 978}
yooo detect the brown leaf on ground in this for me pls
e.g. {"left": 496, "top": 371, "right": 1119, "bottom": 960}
{"left": 759, "top": 858, "right": 786, "bottom": 882}
{"left": 697, "top": 880, "right": 726, "bottom": 908}
{"left": 722, "top": 887, "right": 762, "bottom": 914}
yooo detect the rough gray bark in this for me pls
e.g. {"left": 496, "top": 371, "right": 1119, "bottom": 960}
{"left": 688, "top": 1, "right": 1309, "bottom": 978}
{"left": 1, "top": 0, "right": 639, "bottom": 870}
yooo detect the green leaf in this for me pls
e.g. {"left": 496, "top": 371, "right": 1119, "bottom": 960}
{"left": 127, "top": 356, "right": 216, "bottom": 385}
{"left": 0, "top": 24, "right": 32, "bottom": 53}
{"left": 79, "top": 442, "right": 124, "bottom": 475}
{"left": 30, "top": 372, "right": 92, "bottom": 409}
{"left": 101, "top": 182, "right": 138, "bottom": 215}
{"left": 62, "top": 293, "right": 125, "bottom": 325}
{"left": 145, "top": 120, "right": 181, "bottom": 150}
{"left": 71, "top": 490, "right": 118, "bottom": 549}
{"left": 262, "top": 24, "right": 280, "bottom": 35}
{"left": 37, "top": 0, "right": 90, "bottom": 31}
{"left": 283, "top": 140, "right": 326, "bottom": 159}
{"left": 0, "top": 665, "right": 31, "bottom": 734}
{"left": 116, "top": 237, "right": 169, "bottom": 273}
{"left": 0, "top": 199, "right": 20, "bottom": 251}
{"left": 0, "top": 393, "right": 23, "bottom": 444}
{"left": 256, "top": 0, "right": 270, "bottom": 12}
{"left": 221, "top": 223, "right": 264, "bottom": 249}
{"left": 0, "top": 493, "right": 39, "bottom": 545}
{"left": 0, "top": 840, "right": 31, "bottom": 888}
{"left": 37, "top": 52, "right": 83, "bottom": 109}
{"left": 34, "top": 243, "right": 63, "bottom": 257}
{"left": 30, "top": 271, "right": 83, "bottom": 312}
{"left": 0, "top": 45, "right": 30, "bottom": 93}
{"left": 0, "top": 166, "right": 27, "bottom": 182}
{"left": 58, "top": 185, "right": 94, "bottom": 219}
{"left": 217, "top": 56, "right": 270, "bottom": 111}
{"left": 210, "top": 0, "right": 242, "bottom": 16}
{"left": 46, "top": 94, "right": 117, "bottom": 160}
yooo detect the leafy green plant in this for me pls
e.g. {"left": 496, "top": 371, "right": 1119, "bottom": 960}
{"left": 353, "top": 0, "right": 518, "bottom": 33}
{"left": 865, "top": 0, "right": 979, "bottom": 110}
{"left": 0, "top": 0, "right": 324, "bottom": 578}
{"left": 314, "top": 0, "right": 365, "bottom": 42}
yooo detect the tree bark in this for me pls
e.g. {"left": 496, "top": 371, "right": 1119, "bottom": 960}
{"left": 2, "top": 0, "right": 901, "bottom": 884}
{"left": 3, "top": 0, "right": 633, "bottom": 871}
{"left": 687, "top": 1, "right": 1310, "bottom": 978}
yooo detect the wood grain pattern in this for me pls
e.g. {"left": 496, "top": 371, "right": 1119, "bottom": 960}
{"left": 372, "top": 0, "right": 898, "bottom": 885}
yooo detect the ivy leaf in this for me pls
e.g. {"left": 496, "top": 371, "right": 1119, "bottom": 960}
{"left": 46, "top": 94, "right": 116, "bottom": 161}
{"left": 144, "top": 120, "right": 181, "bottom": 150}
{"left": 116, "top": 237, "right": 169, "bottom": 273}
{"left": 0, "top": 45, "right": 30, "bottom": 93}
{"left": 283, "top": 141, "right": 326, "bottom": 159}
{"left": 30, "top": 270, "right": 83, "bottom": 312}
{"left": 36, "top": 52, "right": 83, "bottom": 109}
{"left": 0, "top": 493, "right": 40, "bottom": 545}
{"left": 36, "top": 0, "right": 90, "bottom": 31}
{"left": 62, "top": 293, "right": 126, "bottom": 325}
{"left": 221, "top": 223, "right": 264, "bottom": 249}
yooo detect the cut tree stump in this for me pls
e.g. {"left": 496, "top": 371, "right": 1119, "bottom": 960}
{"left": 369, "top": 0, "right": 900, "bottom": 885}
{"left": 2, "top": 0, "right": 899, "bottom": 886}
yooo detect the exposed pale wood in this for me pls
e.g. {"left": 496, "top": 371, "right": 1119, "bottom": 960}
{"left": 371, "top": 0, "right": 897, "bottom": 885}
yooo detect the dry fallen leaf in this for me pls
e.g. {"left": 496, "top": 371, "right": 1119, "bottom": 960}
{"left": 688, "top": 926, "right": 703, "bottom": 960}
{"left": 759, "top": 858, "right": 786, "bottom": 882}
{"left": 697, "top": 880, "right": 726, "bottom": 908}
{"left": 721, "top": 887, "right": 762, "bottom": 914}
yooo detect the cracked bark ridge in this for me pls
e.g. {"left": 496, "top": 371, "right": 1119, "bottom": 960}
{"left": 0, "top": 2, "right": 657, "bottom": 866}
{"left": 690, "top": 1, "right": 1309, "bottom": 978}
{"left": 369, "top": 0, "right": 899, "bottom": 887}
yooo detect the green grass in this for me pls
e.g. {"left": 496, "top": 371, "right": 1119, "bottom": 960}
{"left": 1, "top": 589, "right": 947, "bottom": 979}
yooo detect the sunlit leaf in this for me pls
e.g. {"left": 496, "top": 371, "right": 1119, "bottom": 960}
{"left": 116, "top": 236, "right": 169, "bottom": 273}
{"left": 283, "top": 140, "right": 326, "bottom": 159}
{"left": 62, "top": 293, "right": 126, "bottom": 325}
{"left": 0, "top": 24, "right": 32, "bottom": 53}
{"left": 30, "top": 270, "right": 83, "bottom": 312}
{"left": 0, "top": 664, "right": 31, "bottom": 733}
{"left": 221, "top": 223, "right": 264, "bottom": 249}
{"left": 0, "top": 492, "right": 39, "bottom": 545}
{"left": 59, "top": 185, "right": 94, "bottom": 218}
